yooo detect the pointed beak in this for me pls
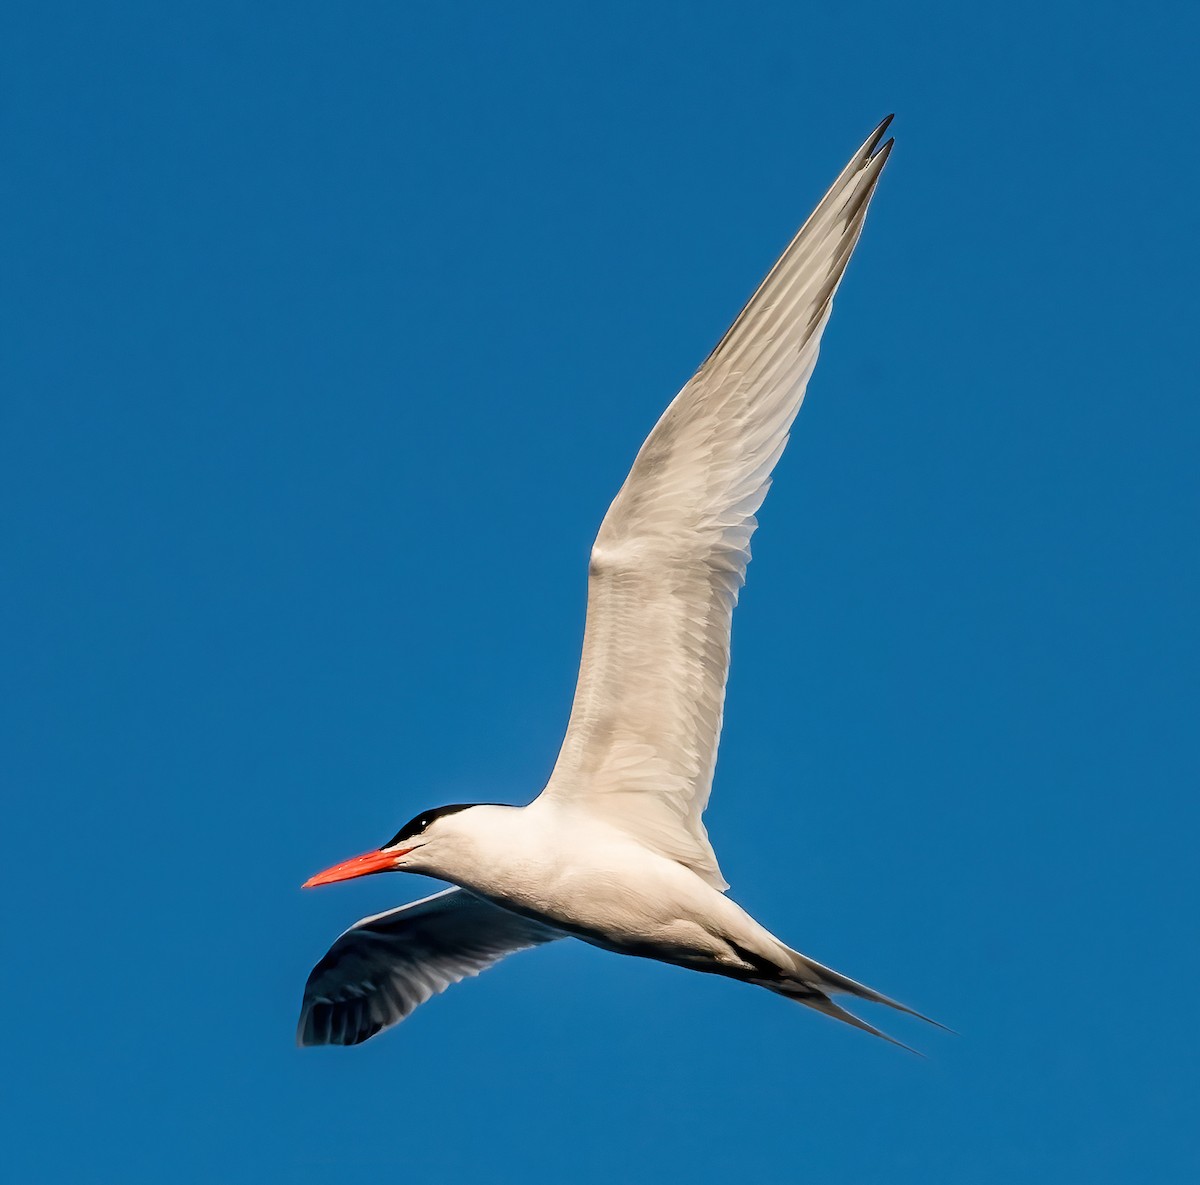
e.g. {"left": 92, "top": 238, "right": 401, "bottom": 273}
{"left": 302, "top": 847, "right": 409, "bottom": 888}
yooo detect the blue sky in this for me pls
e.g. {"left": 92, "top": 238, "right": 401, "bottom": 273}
{"left": 3, "top": 2, "right": 1198, "bottom": 1181}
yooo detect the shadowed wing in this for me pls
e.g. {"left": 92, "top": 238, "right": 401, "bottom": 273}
{"left": 298, "top": 889, "right": 563, "bottom": 1046}
{"left": 539, "top": 120, "right": 894, "bottom": 889}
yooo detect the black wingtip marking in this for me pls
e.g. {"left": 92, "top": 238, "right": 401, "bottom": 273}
{"left": 864, "top": 114, "right": 895, "bottom": 158}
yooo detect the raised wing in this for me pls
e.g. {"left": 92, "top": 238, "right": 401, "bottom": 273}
{"left": 297, "top": 889, "right": 562, "bottom": 1046}
{"left": 539, "top": 119, "right": 894, "bottom": 889}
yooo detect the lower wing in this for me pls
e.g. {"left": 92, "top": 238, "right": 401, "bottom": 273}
{"left": 298, "top": 888, "right": 563, "bottom": 1046}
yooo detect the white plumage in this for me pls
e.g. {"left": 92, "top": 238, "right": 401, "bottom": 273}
{"left": 299, "top": 117, "right": 943, "bottom": 1050}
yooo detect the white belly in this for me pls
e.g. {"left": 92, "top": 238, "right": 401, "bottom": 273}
{"left": 441, "top": 804, "right": 789, "bottom": 973}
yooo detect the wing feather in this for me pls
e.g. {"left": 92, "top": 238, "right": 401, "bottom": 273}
{"left": 297, "top": 889, "right": 562, "bottom": 1046}
{"left": 539, "top": 120, "right": 894, "bottom": 888}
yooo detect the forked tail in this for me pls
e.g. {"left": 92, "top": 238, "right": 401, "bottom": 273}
{"left": 762, "top": 948, "right": 951, "bottom": 1054}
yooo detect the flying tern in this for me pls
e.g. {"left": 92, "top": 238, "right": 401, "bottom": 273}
{"left": 299, "top": 116, "right": 940, "bottom": 1050}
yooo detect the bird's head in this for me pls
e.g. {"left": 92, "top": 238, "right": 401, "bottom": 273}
{"left": 302, "top": 803, "right": 488, "bottom": 887}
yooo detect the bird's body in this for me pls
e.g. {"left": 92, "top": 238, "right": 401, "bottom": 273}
{"left": 400, "top": 802, "right": 783, "bottom": 974}
{"left": 298, "top": 116, "right": 942, "bottom": 1050}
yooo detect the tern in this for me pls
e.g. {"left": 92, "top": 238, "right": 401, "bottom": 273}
{"left": 299, "top": 116, "right": 939, "bottom": 1050}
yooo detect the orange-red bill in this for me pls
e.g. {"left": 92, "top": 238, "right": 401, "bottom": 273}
{"left": 302, "top": 847, "right": 409, "bottom": 888}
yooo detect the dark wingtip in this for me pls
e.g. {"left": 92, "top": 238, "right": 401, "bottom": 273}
{"left": 863, "top": 114, "right": 895, "bottom": 157}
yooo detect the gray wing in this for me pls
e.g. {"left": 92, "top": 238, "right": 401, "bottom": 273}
{"left": 298, "top": 889, "right": 563, "bottom": 1046}
{"left": 539, "top": 119, "right": 894, "bottom": 889}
